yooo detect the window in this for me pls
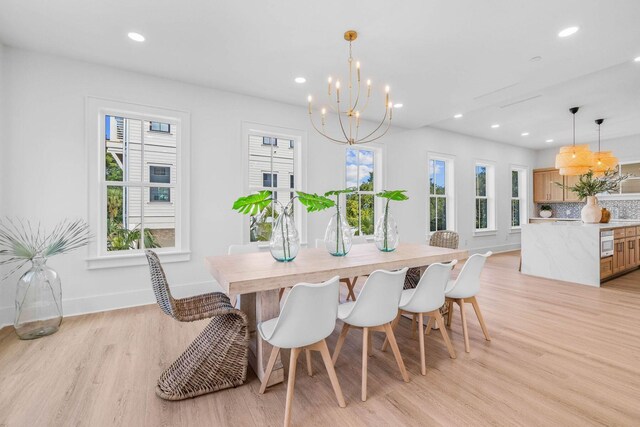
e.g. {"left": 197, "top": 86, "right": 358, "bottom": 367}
{"left": 511, "top": 167, "right": 527, "bottom": 228}
{"left": 346, "top": 148, "right": 377, "bottom": 236}
{"left": 428, "top": 155, "right": 455, "bottom": 233}
{"left": 249, "top": 134, "right": 296, "bottom": 242}
{"left": 262, "top": 136, "right": 278, "bottom": 146}
{"left": 475, "top": 163, "right": 495, "bottom": 231}
{"left": 149, "top": 121, "right": 170, "bottom": 133}
{"left": 262, "top": 173, "right": 278, "bottom": 188}
{"left": 87, "top": 98, "right": 190, "bottom": 268}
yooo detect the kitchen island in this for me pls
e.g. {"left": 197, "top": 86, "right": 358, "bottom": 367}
{"left": 521, "top": 221, "right": 640, "bottom": 287}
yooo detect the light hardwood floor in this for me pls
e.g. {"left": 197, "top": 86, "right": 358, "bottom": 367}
{"left": 1, "top": 251, "right": 640, "bottom": 426}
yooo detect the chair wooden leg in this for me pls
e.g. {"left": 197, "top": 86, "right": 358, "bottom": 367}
{"left": 434, "top": 311, "right": 456, "bottom": 359}
{"left": 317, "top": 340, "right": 346, "bottom": 408}
{"left": 411, "top": 313, "right": 417, "bottom": 339}
{"left": 259, "top": 346, "right": 280, "bottom": 394}
{"left": 367, "top": 329, "right": 373, "bottom": 357}
{"left": 332, "top": 323, "right": 350, "bottom": 365}
{"left": 458, "top": 299, "right": 470, "bottom": 353}
{"left": 424, "top": 316, "right": 434, "bottom": 335}
{"left": 446, "top": 300, "right": 454, "bottom": 327}
{"left": 278, "top": 288, "right": 285, "bottom": 302}
{"left": 418, "top": 313, "right": 426, "bottom": 375}
{"left": 305, "top": 349, "right": 313, "bottom": 377}
{"left": 361, "top": 327, "right": 369, "bottom": 402}
{"left": 284, "top": 348, "right": 300, "bottom": 427}
{"left": 469, "top": 296, "right": 491, "bottom": 341}
{"left": 383, "top": 323, "right": 409, "bottom": 383}
{"left": 381, "top": 311, "right": 401, "bottom": 352}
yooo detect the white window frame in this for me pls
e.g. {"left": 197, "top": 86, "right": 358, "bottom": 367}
{"left": 86, "top": 97, "right": 191, "bottom": 269}
{"left": 343, "top": 145, "right": 383, "bottom": 237}
{"left": 474, "top": 161, "right": 496, "bottom": 235}
{"left": 510, "top": 165, "right": 528, "bottom": 231}
{"left": 427, "top": 152, "right": 456, "bottom": 236}
{"left": 241, "top": 122, "right": 307, "bottom": 245}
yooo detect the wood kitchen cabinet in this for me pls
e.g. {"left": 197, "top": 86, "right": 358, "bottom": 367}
{"left": 533, "top": 168, "right": 570, "bottom": 203}
{"left": 533, "top": 169, "right": 564, "bottom": 202}
{"left": 563, "top": 175, "right": 581, "bottom": 202}
{"left": 626, "top": 237, "right": 638, "bottom": 268}
{"left": 613, "top": 238, "right": 626, "bottom": 274}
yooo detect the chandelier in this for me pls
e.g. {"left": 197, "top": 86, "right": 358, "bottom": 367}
{"left": 555, "top": 107, "right": 593, "bottom": 176}
{"left": 590, "top": 118, "right": 618, "bottom": 176}
{"left": 307, "top": 30, "right": 393, "bottom": 145}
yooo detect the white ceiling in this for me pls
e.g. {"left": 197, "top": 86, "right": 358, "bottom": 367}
{"left": 1, "top": 0, "right": 640, "bottom": 149}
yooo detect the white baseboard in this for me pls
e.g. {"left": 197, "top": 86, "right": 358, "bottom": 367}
{"left": 0, "top": 280, "right": 221, "bottom": 329}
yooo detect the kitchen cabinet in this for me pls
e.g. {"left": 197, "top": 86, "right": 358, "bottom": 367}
{"left": 533, "top": 168, "right": 571, "bottom": 202}
{"left": 600, "top": 257, "right": 614, "bottom": 280}
{"left": 613, "top": 238, "right": 626, "bottom": 274}
{"left": 626, "top": 237, "right": 638, "bottom": 268}
{"left": 563, "top": 175, "right": 581, "bottom": 202}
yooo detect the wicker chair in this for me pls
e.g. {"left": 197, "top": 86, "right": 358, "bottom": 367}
{"left": 145, "top": 250, "right": 249, "bottom": 400}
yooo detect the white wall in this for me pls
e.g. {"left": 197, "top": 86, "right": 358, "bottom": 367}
{"left": 0, "top": 47, "right": 403, "bottom": 326}
{"left": 0, "top": 42, "right": 5, "bottom": 211}
{"left": 386, "top": 127, "right": 537, "bottom": 254}
{"left": 536, "top": 134, "right": 640, "bottom": 168}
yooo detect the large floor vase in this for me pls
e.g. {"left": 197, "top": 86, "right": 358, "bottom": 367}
{"left": 581, "top": 196, "right": 602, "bottom": 224}
{"left": 14, "top": 257, "right": 63, "bottom": 339}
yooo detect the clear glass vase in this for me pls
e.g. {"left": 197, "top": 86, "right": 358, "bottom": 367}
{"left": 374, "top": 208, "right": 399, "bottom": 252}
{"left": 269, "top": 210, "right": 300, "bottom": 262}
{"left": 14, "top": 257, "right": 63, "bottom": 340}
{"left": 324, "top": 211, "right": 353, "bottom": 256}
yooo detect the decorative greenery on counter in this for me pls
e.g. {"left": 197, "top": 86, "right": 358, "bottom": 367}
{"left": 555, "top": 169, "right": 630, "bottom": 200}
{"left": 540, "top": 204, "right": 552, "bottom": 211}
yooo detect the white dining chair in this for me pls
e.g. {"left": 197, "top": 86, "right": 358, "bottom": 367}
{"left": 445, "top": 251, "right": 492, "bottom": 353}
{"left": 314, "top": 237, "right": 367, "bottom": 302}
{"left": 332, "top": 268, "right": 409, "bottom": 401}
{"left": 258, "top": 276, "right": 346, "bottom": 427}
{"left": 382, "top": 261, "right": 458, "bottom": 375}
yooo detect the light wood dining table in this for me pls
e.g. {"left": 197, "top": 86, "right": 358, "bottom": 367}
{"left": 205, "top": 242, "right": 468, "bottom": 387}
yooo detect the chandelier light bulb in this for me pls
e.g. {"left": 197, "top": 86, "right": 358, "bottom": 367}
{"left": 321, "top": 108, "right": 326, "bottom": 115}
{"left": 356, "top": 61, "right": 360, "bottom": 69}
{"left": 367, "top": 79, "right": 371, "bottom": 86}
{"left": 385, "top": 85, "right": 390, "bottom": 93}
{"left": 307, "top": 95, "right": 312, "bottom": 103}
{"left": 335, "top": 81, "right": 340, "bottom": 89}
{"left": 328, "top": 76, "right": 332, "bottom": 83}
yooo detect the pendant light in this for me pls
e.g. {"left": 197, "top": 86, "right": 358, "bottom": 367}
{"left": 590, "top": 118, "right": 618, "bottom": 176}
{"left": 555, "top": 107, "right": 593, "bottom": 176}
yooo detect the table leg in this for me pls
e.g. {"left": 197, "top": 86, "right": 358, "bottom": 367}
{"left": 241, "top": 289, "right": 284, "bottom": 387}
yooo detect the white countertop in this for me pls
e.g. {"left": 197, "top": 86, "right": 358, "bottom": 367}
{"left": 529, "top": 218, "right": 640, "bottom": 228}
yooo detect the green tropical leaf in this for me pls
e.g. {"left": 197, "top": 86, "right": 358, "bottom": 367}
{"left": 376, "top": 190, "right": 409, "bottom": 201}
{"left": 232, "top": 191, "right": 273, "bottom": 215}
{"left": 324, "top": 188, "right": 355, "bottom": 197}
{"left": 296, "top": 191, "right": 335, "bottom": 212}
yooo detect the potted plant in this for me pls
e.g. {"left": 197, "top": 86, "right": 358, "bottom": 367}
{"left": 0, "top": 218, "right": 91, "bottom": 339}
{"left": 373, "top": 190, "right": 409, "bottom": 252}
{"left": 232, "top": 190, "right": 333, "bottom": 261}
{"left": 539, "top": 204, "right": 553, "bottom": 218}
{"left": 323, "top": 189, "right": 354, "bottom": 256}
{"left": 556, "top": 169, "right": 629, "bottom": 223}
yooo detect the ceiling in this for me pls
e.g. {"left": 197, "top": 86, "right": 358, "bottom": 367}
{"left": 1, "top": 0, "right": 639, "bottom": 149}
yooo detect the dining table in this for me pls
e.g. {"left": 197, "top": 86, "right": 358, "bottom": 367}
{"left": 205, "top": 242, "right": 468, "bottom": 387}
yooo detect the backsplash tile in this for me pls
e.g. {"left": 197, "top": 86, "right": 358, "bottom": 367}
{"left": 535, "top": 200, "right": 640, "bottom": 220}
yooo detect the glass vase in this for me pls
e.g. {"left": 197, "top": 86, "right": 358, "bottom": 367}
{"left": 14, "top": 257, "right": 63, "bottom": 340}
{"left": 324, "top": 211, "right": 353, "bottom": 256}
{"left": 269, "top": 210, "right": 300, "bottom": 262}
{"left": 374, "top": 209, "right": 399, "bottom": 252}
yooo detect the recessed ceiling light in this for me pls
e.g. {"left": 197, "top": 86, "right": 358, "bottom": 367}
{"left": 127, "top": 32, "right": 145, "bottom": 42}
{"left": 558, "top": 26, "right": 579, "bottom": 38}
{"left": 294, "top": 77, "right": 306, "bottom": 84}
{"left": 521, "top": 132, "right": 530, "bottom": 136}
{"left": 393, "top": 103, "right": 403, "bottom": 108}
{"left": 491, "top": 124, "right": 500, "bottom": 129}
{"left": 454, "top": 113, "right": 463, "bottom": 119}
{"left": 546, "top": 139, "right": 554, "bottom": 143}
{"left": 634, "top": 56, "right": 640, "bottom": 62}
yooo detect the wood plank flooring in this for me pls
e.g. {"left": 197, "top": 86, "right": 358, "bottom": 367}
{"left": 1, "top": 251, "right": 640, "bottom": 426}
